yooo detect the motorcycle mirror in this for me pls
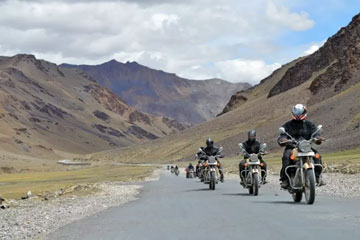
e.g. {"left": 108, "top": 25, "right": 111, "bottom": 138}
{"left": 198, "top": 148, "right": 202, "bottom": 152}
{"left": 238, "top": 143, "right": 244, "bottom": 149}
{"left": 279, "top": 127, "right": 286, "bottom": 134}
{"left": 261, "top": 143, "right": 267, "bottom": 149}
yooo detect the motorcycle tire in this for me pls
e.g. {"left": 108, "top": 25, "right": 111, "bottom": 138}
{"left": 253, "top": 173, "right": 259, "bottom": 196}
{"left": 304, "top": 169, "right": 316, "bottom": 204}
{"left": 210, "top": 171, "right": 216, "bottom": 190}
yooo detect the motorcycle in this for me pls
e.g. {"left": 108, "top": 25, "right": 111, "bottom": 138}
{"left": 199, "top": 147, "right": 223, "bottom": 190}
{"left": 174, "top": 167, "right": 179, "bottom": 176}
{"left": 279, "top": 125, "right": 324, "bottom": 204}
{"left": 238, "top": 143, "right": 267, "bottom": 196}
{"left": 167, "top": 165, "right": 170, "bottom": 170}
{"left": 186, "top": 168, "right": 195, "bottom": 178}
{"left": 170, "top": 167, "right": 175, "bottom": 174}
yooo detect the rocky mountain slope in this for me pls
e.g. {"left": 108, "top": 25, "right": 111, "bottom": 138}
{"left": 92, "top": 13, "right": 360, "bottom": 163}
{"left": 0, "top": 54, "right": 185, "bottom": 160}
{"left": 61, "top": 61, "right": 250, "bottom": 125}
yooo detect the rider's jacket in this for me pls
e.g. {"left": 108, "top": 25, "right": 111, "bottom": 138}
{"left": 242, "top": 140, "right": 263, "bottom": 160}
{"left": 242, "top": 140, "right": 261, "bottom": 154}
{"left": 197, "top": 146, "right": 221, "bottom": 160}
{"left": 278, "top": 120, "right": 319, "bottom": 149}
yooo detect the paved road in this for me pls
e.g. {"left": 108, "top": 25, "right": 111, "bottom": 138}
{"left": 49, "top": 170, "right": 360, "bottom": 240}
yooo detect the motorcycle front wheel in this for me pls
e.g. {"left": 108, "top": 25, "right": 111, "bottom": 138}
{"left": 304, "top": 169, "right": 316, "bottom": 204}
{"left": 210, "top": 171, "right": 216, "bottom": 190}
{"left": 253, "top": 173, "right": 259, "bottom": 196}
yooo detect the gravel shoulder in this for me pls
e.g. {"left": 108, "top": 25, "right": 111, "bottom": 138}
{"left": 0, "top": 169, "right": 161, "bottom": 240}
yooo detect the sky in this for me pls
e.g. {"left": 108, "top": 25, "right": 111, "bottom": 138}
{"left": 0, "top": 0, "right": 359, "bottom": 84}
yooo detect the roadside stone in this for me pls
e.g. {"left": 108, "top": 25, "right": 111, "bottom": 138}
{"left": 0, "top": 182, "right": 142, "bottom": 240}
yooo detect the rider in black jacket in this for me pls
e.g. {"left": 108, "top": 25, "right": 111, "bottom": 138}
{"left": 239, "top": 130, "right": 267, "bottom": 184}
{"left": 197, "top": 138, "right": 224, "bottom": 182}
{"left": 278, "top": 104, "right": 324, "bottom": 188}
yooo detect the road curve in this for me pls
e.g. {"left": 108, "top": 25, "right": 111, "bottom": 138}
{"left": 48, "top": 169, "right": 360, "bottom": 240}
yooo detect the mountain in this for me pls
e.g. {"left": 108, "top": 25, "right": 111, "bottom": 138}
{"left": 60, "top": 61, "right": 251, "bottom": 125}
{"left": 0, "top": 54, "right": 185, "bottom": 160}
{"left": 91, "top": 13, "right": 360, "bottom": 163}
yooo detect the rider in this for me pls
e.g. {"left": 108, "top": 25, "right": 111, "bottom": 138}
{"left": 187, "top": 163, "right": 194, "bottom": 171}
{"left": 239, "top": 130, "right": 267, "bottom": 184}
{"left": 195, "top": 160, "right": 202, "bottom": 178}
{"left": 278, "top": 104, "right": 324, "bottom": 189}
{"left": 196, "top": 138, "right": 224, "bottom": 182}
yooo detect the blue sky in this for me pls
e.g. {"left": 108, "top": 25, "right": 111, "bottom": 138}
{"left": 0, "top": 0, "right": 358, "bottom": 84}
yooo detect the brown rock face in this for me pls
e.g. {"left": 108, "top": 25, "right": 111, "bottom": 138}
{"left": 268, "top": 13, "right": 360, "bottom": 101}
{"left": 218, "top": 93, "right": 248, "bottom": 116}
{"left": 60, "top": 61, "right": 251, "bottom": 125}
{"left": 0, "top": 54, "right": 186, "bottom": 157}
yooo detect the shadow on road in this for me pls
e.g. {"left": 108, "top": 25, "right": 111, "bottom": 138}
{"left": 222, "top": 193, "right": 254, "bottom": 196}
{"left": 184, "top": 188, "right": 211, "bottom": 192}
{"left": 253, "top": 201, "right": 307, "bottom": 205}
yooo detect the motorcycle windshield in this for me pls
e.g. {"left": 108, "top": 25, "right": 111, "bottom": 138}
{"left": 208, "top": 156, "right": 217, "bottom": 164}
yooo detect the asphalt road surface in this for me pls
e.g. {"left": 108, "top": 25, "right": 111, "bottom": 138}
{"left": 49, "top": 170, "right": 360, "bottom": 240}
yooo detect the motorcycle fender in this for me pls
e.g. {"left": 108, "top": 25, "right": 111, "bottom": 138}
{"left": 303, "top": 162, "right": 313, "bottom": 169}
{"left": 210, "top": 168, "right": 216, "bottom": 172}
{"left": 252, "top": 169, "right": 258, "bottom": 173}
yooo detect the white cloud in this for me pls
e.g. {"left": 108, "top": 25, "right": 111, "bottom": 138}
{"left": 266, "top": 0, "right": 314, "bottom": 31}
{"left": 0, "top": 0, "right": 315, "bottom": 84}
{"left": 214, "top": 59, "right": 281, "bottom": 84}
{"left": 304, "top": 41, "right": 325, "bottom": 55}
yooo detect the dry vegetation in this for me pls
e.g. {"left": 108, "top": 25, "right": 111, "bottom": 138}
{"left": 0, "top": 165, "right": 155, "bottom": 199}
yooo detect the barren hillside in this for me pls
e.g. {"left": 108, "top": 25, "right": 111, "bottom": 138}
{"left": 61, "top": 61, "right": 251, "bottom": 125}
{"left": 0, "top": 54, "right": 185, "bottom": 162}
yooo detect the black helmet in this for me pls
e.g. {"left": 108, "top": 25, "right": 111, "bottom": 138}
{"left": 206, "top": 138, "right": 214, "bottom": 148}
{"left": 248, "top": 130, "right": 256, "bottom": 142}
{"left": 291, "top": 104, "right": 307, "bottom": 120}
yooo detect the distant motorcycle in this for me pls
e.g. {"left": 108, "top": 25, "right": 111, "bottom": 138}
{"left": 239, "top": 143, "right": 267, "bottom": 196}
{"left": 186, "top": 168, "right": 195, "bottom": 178}
{"left": 199, "top": 147, "right": 223, "bottom": 190}
{"left": 167, "top": 165, "right": 170, "bottom": 170}
{"left": 279, "top": 125, "right": 324, "bottom": 204}
{"left": 174, "top": 167, "right": 179, "bottom": 176}
{"left": 170, "top": 167, "right": 175, "bottom": 174}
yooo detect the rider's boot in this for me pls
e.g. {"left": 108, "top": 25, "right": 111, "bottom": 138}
{"left": 261, "top": 172, "right": 268, "bottom": 184}
{"left": 280, "top": 179, "right": 289, "bottom": 189}
{"left": 316, "top": 176, "right": 326, "bottom": 186}
{"left": 220, "top": 170, "right": 224, "bottom": 182}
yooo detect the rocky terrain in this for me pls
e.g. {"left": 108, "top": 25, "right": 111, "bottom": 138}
{"left": 61, "top": 61, "right": 250, "bottom": 125}
{"left": 0, "top": 54, "right": 185, "bottom": 162}
{"left": 0, "top": 182, "right": 142, "bottom": 240}
{"left": 0, "top": 169, "right": 161, "bottom": 240}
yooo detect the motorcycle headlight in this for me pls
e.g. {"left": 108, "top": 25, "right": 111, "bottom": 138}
{"left": 250, "top": 155, "right": 258, "bottom": 162}
{"left": 298, "top": 141, "right": 312, "bottom": 152}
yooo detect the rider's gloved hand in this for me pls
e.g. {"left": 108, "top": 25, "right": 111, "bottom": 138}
{"left": 279, "top": 138, "right": 288, "bottom": 147}
{"left": 314, "top": 137, "right": 324, "bottom": 145}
